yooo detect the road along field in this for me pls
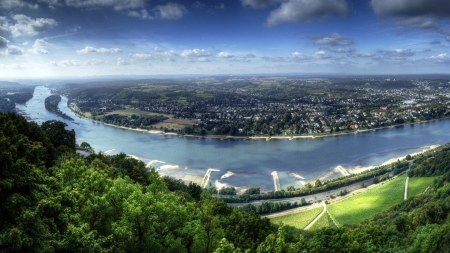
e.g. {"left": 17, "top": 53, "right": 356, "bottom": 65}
{"left": 309, "top": 212, "right": 338, "bottom": 231}
{"left": 269, "top": 206, "right": 323, "bottom": 229}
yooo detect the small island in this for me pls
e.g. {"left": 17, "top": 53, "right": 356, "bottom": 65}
{"left": 45, "top": 94, "right": 74, "bottom": 121}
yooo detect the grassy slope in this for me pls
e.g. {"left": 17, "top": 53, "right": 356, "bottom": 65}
{"left": 407, "top": 176, "right": 437, "bottom": 198}
{"left": 327, "top": 173, "right": 407, "bottom": 225}
{"left": 269, "top": 206, "right": 323, "bottom": 229}
{"left": 309, "top": 212, "right": 338, "bottom": 231}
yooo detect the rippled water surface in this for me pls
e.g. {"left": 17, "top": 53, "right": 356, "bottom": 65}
{"left": 16, "top": 86, "right": 450, "bottom": 191}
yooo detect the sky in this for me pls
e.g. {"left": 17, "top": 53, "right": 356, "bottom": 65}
{"left": 0, "top": 0, "right": 449, "bottom": 78}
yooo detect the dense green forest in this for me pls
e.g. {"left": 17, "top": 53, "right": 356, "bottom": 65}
{"left": 1, "top": 112, "right": 449, "bottom": 252}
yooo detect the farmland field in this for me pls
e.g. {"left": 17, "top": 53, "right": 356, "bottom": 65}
{"left": 105, "top": 109, "right": 197, "bottom": 130}
{"left": 327, "top": 173, "right": 407, "bottom": 225}
{"left": 407, "top": 177, "right": 437, "bottom": 198}
{"left": 106, "top": 109, "right": 172, "bottom": 118}
{"left": 269, "top": 206, "right": 323, "bottom": 229}
{"left": 308, "top": 212, "right": 338, "bottom": 231}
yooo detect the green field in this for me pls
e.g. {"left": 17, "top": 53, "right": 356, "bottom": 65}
{"left": 106, "top": 109, "right": 171, "bottom": 118}
{"left": 407, "top": 177, "right": 437, "bottom": 198}
{"left": 327, "top": 174, "right": 407, "bottom": 225}
{"left": 269, "top": 206, "right": 323, "bottom": 229}
{"left": 309, "top": 212, "right": 338, "bottom": 231}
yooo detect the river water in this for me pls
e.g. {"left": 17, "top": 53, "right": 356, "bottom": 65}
{"left": 16, "top": 86, "right": 450, "bottom": 192}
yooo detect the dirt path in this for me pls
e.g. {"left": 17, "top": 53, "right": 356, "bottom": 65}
{"left": 404, "top": 176, "right": 409, "bottom": 200}
{"left": 262, "top": 203, "right": 323, "bottom": 218}
{"left": 304, "top": 202, "right": 327, "bottom": 231}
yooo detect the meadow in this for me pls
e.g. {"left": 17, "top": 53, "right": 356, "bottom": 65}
{"left": 269, "top": 206, "right": 323, "bottom": 229}
{"left": 407, "top": 176, "right": 437, "bottom": 198}
{"left": 327, "top": 174, "right": 407, "bottom": 225}
{"left": 308, "top": 212, "right": 338, "bottom": 231}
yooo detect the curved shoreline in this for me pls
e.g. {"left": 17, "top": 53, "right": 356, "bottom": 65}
{"left": 67, "top": 102, "right": 450, "bottom": 141}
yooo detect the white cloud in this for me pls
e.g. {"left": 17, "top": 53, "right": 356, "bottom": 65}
{"left": 70, "top": 25, "right": 81, "bottom": 32}
{"left": 371, "top": 0, "right": 450, "bottom": 31}
{"left": 0, "top": 36, "right": 9, "bottom": 48}
{"left": 6, "top": 45, "right": 24, "bottom": 55}
{"left": 325, "top": 47, "right": 355, "bottom": 53}
{"left": 117, "top": 57, "right": 133, "bottom": 65}
{"left": 387, "top": 16, "right": 439, "bottom": 29}
{"left": 383, "top": 49, "right": 415, "bottom": 57}
{"left": 154, "top": 3, "right": 187, "bottom": 20}
{"left": 84, "top": 58, "right": 107, "bottom": 66}
{"left": 0, "top": 0, "right": 38, "bottom": 10}
{"left": 9, "top": 14, "right": 58, "bottom": 37}
{"left": 129, "top": 53, "right": 156, "bottom": 60}
{"left": 353, "top": 51, "right": 374, "bottom": 57}
{"left": 312, "top": 50, "right": 331, "bottom": 59}
{"left": 28, "top": 39, "right": 50, "bottom": 54}
{"left": 65, "top": 0, "right": 146, "bottom": 11}
{"left": 49, "top": 60, "right": 79, "bottom": 67}
{"left": 429, "top": 53, "right": 449, "bottom": 62}
{"left": 241, "top": 0, "right": 286, "bottom": 9}
{"left": 217, "top": 52, "right": 234, "bottom": 58}
{"left": 371, "top": 0, "right": 450, "bottom": 17}
{"left": 198, "top": 57, "right": 210, "bottom": 62}
{"left": 192, "top": 1, "right": 206, "bottom": 8}
{"left": 266, "top": 0, "right": 350, "bottom": 27}
{"left": 313, "top": 33, "right": 353, "bottom": 46}
{"left": 0, "top": 17, "right": 9, "bottom": 36}
{"left": 77, "top": 46, "right": 122, "bottom": 54}
{"left": 264, "top": 51, "right": 310, "bottom": 62}
{"left": 0, "top": 63, "right": 31, "bottom": 70}
{"left": 127, "top": 9, "right": 154, "bottom": 20}
{"left": 180, "top": 49, "right": 211, "bottom": 57}
{"left": 38, "top": 0, "right": 61, "bottom": 9}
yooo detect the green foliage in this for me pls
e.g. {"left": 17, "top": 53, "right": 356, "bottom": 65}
{"left": 3, "top": 113, "right": 450, "bottom": 253}
{"left": 44, "top": 95, "right": 74, "bottom": 120}
{"left": 219, "top": 187, "right": 237, "bottom": 195}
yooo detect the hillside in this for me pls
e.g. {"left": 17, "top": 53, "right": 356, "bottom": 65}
{"left": 1, "top": 112, "right": 449, "bottom": 253}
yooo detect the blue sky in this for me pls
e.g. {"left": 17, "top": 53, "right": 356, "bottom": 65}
{"left": 0, "top": 0, "right": 449, "bottom": 77}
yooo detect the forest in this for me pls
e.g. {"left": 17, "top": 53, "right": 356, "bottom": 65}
{"left": 1, "top": 112, "right": 449, "bottom": 253}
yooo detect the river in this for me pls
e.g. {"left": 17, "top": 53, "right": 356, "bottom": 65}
{"left": 16, "top": 86, "right": 450, "bottom": 192}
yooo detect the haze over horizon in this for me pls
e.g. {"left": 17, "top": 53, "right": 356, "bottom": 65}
{"left": 0, "top": 0, "right": 449, "bottom": 78}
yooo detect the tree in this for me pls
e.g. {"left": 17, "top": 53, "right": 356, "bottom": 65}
{"left": 315, "top": 179, "right": 322, "bottom": 187}
{"left": 286, "top": 186, "right": 295, "bottom": 192}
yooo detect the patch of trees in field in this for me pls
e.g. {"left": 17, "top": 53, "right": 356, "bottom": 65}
{"left": 101, "top": 113, "right": 168, "bottom": 129}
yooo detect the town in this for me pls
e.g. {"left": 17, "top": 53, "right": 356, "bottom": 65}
{"left": 56, "top": 75, "right": 450, "bottom": 137}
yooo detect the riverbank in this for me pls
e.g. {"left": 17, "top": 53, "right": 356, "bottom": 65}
{"left": 69, "top": 103, "right": 450, "bottom": 142}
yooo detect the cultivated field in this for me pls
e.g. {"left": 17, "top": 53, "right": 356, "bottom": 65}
{"left": 407, "top": 176, "right": 437, "bottom": 198}
{"left": 105, "top": 109, "right": 197, "bottom": 130}
{"left": 270, "top": 206, "right": 323, "bottom": 229}
{"left": 106, "top": 109, "right": 172, "bottom": 118}
{"left": 327, "top": 174, "right": 407, "bottom": 225}
{"left": 309, "top": 212, "right": 338, "bottom": 231}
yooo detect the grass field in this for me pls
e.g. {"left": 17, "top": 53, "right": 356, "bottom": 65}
{"left": 407, "top": 177, "right": 437, "bottom": 198}
{"left": 104, "top": 109, "right": 197, "bottom": 130}
{"left": 309, "top": 212, "right": 338, "bottom": 231}
{"left": 269, "top": 206, "right": 323, "bottom": 229}
{"left": 105, "top": 109, "right": 172, "bottom": 118}
{"left": 327, "top": 173, "right": 407, "bottom": 225}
